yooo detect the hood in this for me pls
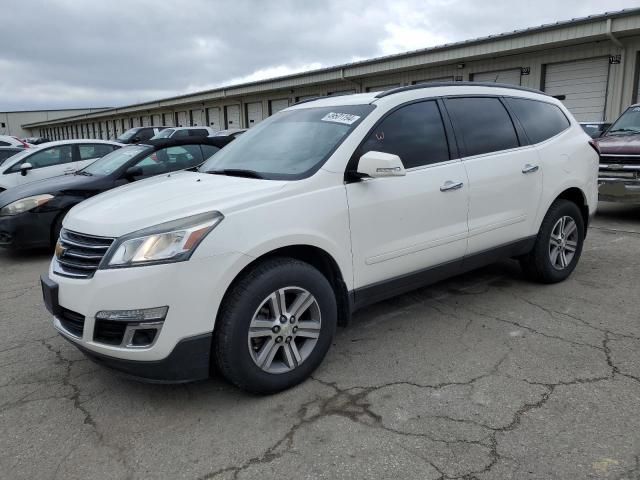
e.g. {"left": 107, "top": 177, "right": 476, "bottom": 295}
{"left": 0, "top": 173, "right": 95, "bottom": 208}
{"left": 596, "top": 133, "right": 640, "bottom": 155}
{"left": 65, "top": 171, "right": 287, "bottom": 237}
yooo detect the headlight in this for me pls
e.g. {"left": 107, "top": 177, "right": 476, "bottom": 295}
{"left": 0, "top": 194, "right": 54, "bottom": 216}
{"left": 102, "top": 211, "right": 224, "bottom": 268}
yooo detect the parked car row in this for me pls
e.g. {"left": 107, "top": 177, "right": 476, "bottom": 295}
{"left": 114, "top": 126, "right": 246, "bottom": 144}
{"left": 0, "top": 136, "right": 233, "bottom": 250}
{"left": 28, "top": 83, "right": 600, "bottom": 393}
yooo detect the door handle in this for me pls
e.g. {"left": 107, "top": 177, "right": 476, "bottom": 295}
{"left": 440, "top": 180, "right": 464, "bottom": 192}
{"left": 522, "top": 164, "right": 539, "bottom": 174}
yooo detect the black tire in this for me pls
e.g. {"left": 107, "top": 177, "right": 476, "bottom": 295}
{"left": 214, "top": 257, "right": 337, "bottom": 394}
{"left": 520, "top": 199, "right": 585, "bottom": 283}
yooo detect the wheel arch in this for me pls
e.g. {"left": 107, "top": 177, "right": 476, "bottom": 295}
{"left": 537, "top": 186, "right": 590, "bottom": 237}
{"left": 218, "top": 244, "right": 352, "bottom": 328}
{"left": 555, "top": 187, "right": 590, "bottom": 233}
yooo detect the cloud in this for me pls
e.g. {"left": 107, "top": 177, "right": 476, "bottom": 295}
{"left": 0, "top": 0, "right": 637, "bottom": 110}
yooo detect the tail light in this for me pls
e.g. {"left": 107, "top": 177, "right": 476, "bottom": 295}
{"left": 588, "top": 139, "right": 600, "bottom": 155}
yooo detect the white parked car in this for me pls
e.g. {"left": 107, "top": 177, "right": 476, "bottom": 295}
{"left": 0, "top": 135, "right": 32, "bottom": 148}
{"left": 42, "top": 84, "right": 598, "bottom": 393}
{"left": 151, "top": 126, "right": 217, "bottom": 139}
{"left": 0, "top": 140, "right": 122, "bottom": 192}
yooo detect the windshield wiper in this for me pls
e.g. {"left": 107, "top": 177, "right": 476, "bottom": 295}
{"left": 75, "top": 170, "right": 93, "bottom": 176}
{"left": 207, "top": 169, "right": 264, "bottom": 179}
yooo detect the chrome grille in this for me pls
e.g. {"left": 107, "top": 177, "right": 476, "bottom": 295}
{"left": 600, "top": 155, "right": 640, "bottom": 168}
{"left": 53, "top": 229, "right": 114, "bottom": 279}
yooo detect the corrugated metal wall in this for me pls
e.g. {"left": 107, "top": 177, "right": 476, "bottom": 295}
{"left": 26, "top": 35, "right": 637, "bottom": 138}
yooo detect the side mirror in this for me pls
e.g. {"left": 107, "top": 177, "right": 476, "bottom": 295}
{"left": 131, "top": 136, "right": 141, "bottom": 143}
{"left": 356, "top": 151, "right": 406, "bottom": 178}
{"left": 20, "top": 162, "right": 33, "bottom": 176}
{"left": 124, "top": 166, "right": 143, "bottom": 180}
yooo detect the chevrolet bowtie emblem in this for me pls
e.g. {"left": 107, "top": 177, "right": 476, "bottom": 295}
{"left": 55, "top": 242, "right": 67, "bottom": 259}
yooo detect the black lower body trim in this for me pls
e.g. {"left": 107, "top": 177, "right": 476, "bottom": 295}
{"left": 62, "top": 333, "right": 212, "bottom": 384}
{"left": 352, "top": 237, "right": 535, "bottom": 310}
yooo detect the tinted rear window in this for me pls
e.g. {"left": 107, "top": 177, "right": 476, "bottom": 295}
{"left": 446, "top": 97, "right": 519, "bottom": 157}
{"left": 506, "top": 98, "right": 570, "bottom": 144}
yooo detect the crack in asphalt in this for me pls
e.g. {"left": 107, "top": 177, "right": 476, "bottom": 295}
{"left": 195, "top": 267, "right": 640, "bottom": 479}
{"left": 37, "top": 339, "right": 135, "bottom": 480}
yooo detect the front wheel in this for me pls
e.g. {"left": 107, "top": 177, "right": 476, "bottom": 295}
{"left": 214, "top": 257, "right": 337, "bottom": 394}
{"left": 520, "top": 199, "right": 585, "bottom": 283}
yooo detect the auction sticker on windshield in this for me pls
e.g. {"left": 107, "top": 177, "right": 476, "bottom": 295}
{"left": 321, "top": 112, "right": 360, "bottom": 125}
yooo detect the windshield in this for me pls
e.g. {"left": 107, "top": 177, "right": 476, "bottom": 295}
{"left": 607, "top": 106, "right": 640, "bottom": 135}
{"left": 81, "top": 145, "right": 150, "bottom": 176}
{"left": 199, "top": 105, "right": 374, "bottom": 179}
{"left": 116, "top": 128, "right": 139, "bottom": 141}
{"left": 153, "top": 128, "right": 174, "bottom": 139}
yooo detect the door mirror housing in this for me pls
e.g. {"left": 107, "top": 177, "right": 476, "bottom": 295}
{"left": 124, "top": 166, "right": 143, "bottom": 180}
{"left": 19, "top": 162, "right": 33, "bottom": 176}
{"left": 131, "top": 136, "right": 140, "bottom": 143}
{"left": 356, "top": 151, "right": 406, "bottom": 178}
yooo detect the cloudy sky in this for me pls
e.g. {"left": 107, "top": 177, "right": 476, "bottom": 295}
{"left": 2, "top": 0, "right": 638, "bottom": 111}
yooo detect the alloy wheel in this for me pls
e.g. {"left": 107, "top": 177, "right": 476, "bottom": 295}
{"left": 247, "top": 287, "right": 321, "bottom": 374}
{"left": 548, "top": 215, "right": 578, "bottom": 270}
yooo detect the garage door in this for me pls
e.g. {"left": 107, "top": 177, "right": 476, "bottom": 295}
{"left": 207, "top": 107, "right": 222, "bottom": 131}
{"left": 412, "top": 76, "right": 454, "bottom": 84}
{"left": 246, "top": 102, "right": 263, "bottom": 128}
{"left": 270, "top": 99, "right": 289, "bottom": 115}
{"left": 131, "top": 117, "right": 140, "bottom": 128}
{"left": 366, "top": 83, "right": 400, "bottom": 92}
{"left": 176, "top": 111, "right": 188, "bottom": 127}
{"left": 225, "top": 105, "right": 240, "bottom": 128}
{"left": 151, "top": 114, "right": 162, "bottom": 126}
{"left": 191, "top": 109, "right": 204, "bottom": 126}
{"left": 141, "top": 116, "right": 151, "bottom": 127}
{"left": 472, "top": 69, "right": 522, "bottom": 85}
{"left": 163, "top": 113, "right": 174, "bottom": 126}
{"left": 543, "top": 57, "right": 609, "bottom": 122}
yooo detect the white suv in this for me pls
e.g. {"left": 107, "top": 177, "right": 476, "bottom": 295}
{"left": 41, "top": 84, "right": 598, "bottom": 393}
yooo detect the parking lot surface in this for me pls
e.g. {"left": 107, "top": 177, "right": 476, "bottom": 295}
{"left": 1, "top": 203, "right": 639, "bottom": 480}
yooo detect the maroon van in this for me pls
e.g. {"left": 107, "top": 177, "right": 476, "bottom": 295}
{"left": 596, "top": 105, "right": 640, "bottom": 203}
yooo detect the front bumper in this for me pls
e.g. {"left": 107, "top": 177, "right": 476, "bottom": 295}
{"left": 0, "top": 210, "right": 57, "bottom": 249}
{"left": 43, "top": 250, "right": 253, "bottom": 381}
{"left": 61, "top": 331, "right": 213, "bottom": 383}
{"left": 598, "top": 178, "right": 640, "bottom": 204}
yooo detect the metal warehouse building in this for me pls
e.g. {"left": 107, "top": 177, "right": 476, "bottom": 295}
{"left": 22, "top": 8, "right": 640, "bottom": 139}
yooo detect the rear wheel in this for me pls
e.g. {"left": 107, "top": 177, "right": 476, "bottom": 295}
{"left": 520, "top": 199, "right": 585, "bottom": 283}
{"left": 214, "top": 257, "right": 337, "bottom": 394}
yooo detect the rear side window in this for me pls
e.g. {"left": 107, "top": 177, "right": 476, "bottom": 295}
{"left": 505, "top": 97, "right": 570, "bottom": 143}
{"left": 189, "top": 129, "right": 209, "bottom": 137}
{"left": 135, "top": 145, "right": 204, "bottom": 176}
{"left": 360, "top": 100, "right": 450, "bottom": 169}
{"left": 173, "top": 129, "right": 190, "bottom": 138}
{"left": 446, "top": 97, "right": 519, "bottom": 157}
{"left": 138, "top": 128, "right": 155, "bottom": 141}
{"left": 79, "top": 144, "right": 117, "bottom": 160}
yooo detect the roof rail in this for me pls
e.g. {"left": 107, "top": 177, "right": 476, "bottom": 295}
{"left": 374, "top": 81, "right": 547, "bottom": 99}
{"left": 293, "top": 96, "right": 325, "bottom": 106}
